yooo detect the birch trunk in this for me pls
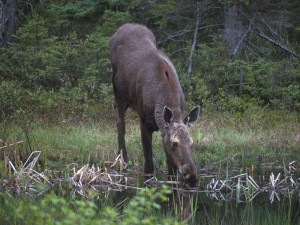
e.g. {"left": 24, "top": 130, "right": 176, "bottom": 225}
{"left": 186, "top": 1, "right": 200, "bottom": 95}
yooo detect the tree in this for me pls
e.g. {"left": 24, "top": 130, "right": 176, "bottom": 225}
{"left": 0, "top": 0, "right": 18, "bottom": 44}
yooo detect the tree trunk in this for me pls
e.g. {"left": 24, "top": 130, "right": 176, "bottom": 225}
{"left": 7, "top": 0, "right": 17, "bottom": 43}
{"left": 239, "top": 68, "right": 243, "bottom": 93}
{"left": 224, "top": 4, "right": 245, "bottom": 58}
{"left": 0, "top": 1, "right": 5, "bottom": 43}
{"left": 186, "top": 1, "right": 200, "bottom": 95}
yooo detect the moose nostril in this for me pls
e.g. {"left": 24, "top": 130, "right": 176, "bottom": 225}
{"left": 185, "top": 175, "right": 198, "bottom": 188}
{"left": 180, "top": 164, "right": 197, "bottom": 187}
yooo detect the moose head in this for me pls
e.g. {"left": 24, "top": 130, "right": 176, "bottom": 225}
{"left": 161, "top": 106, "right": 200, "bottom": 186}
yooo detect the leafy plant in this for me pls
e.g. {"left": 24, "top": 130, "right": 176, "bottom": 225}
{"left": 0, "top": 186, "right": 183, "bottom": 225}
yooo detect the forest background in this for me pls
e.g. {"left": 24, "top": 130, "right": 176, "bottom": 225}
{"left": 0, "top": 0, "right": 299, "bottom": 122}
{"left": 0, "top": 2, "right": 299, "bottom": 224}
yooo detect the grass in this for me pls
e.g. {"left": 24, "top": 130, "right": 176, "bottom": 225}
{"left": 1, "top": 105, "right": 299, "bottom": 181}
{"left": 194, "top": 106, "right": 300, "bottom": 168}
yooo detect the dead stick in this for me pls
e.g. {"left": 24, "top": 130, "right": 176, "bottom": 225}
{"left": 259, "top": 33, "right": 299, "bottom": 60}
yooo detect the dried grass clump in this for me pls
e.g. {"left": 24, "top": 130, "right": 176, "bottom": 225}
{"left": 206, "top": 161, "right": 299, "bottom": 203}
{"left": 3, "top": 151, "right": 52, "bottom": 195}
{"left": 70, "top": 151, "right": 133, "bottom": 196}
{"left": 2, "top": 150, "right": 299, "bottom": 203}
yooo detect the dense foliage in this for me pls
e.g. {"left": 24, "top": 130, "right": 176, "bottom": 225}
{"left": 0, "top": 0, "right": 299, "bottom": 121}
{"left": 0, "top": 185, "right": 184, "bottom": 225}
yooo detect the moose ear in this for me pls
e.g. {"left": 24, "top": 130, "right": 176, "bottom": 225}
{"left": 183, "top": 106, "right": 200, "bottom": 127}
{"left": 163, "top": 106, "right": 174, "bottom": 127}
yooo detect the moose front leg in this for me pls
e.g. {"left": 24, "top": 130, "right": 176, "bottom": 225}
{"left": 166, "top": 156, "right": 178, "bottom": 182}
{"left": 140, "top": 123, "right": 154, "bottom": 175}
{"left": 167, "top": 158, "right": 178, "bottom": 175}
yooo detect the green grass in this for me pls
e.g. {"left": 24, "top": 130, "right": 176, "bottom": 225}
{"left": 193, "top": 107, "right": 300, "bottom": 167}
{"left": 0, "top": 117, "right": 143, "bottom": 168}
{"left": 1, "top": 106, "right": 299, "bottom": 176}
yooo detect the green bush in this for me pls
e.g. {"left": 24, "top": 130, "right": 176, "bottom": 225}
{"left": 0, "top": 81, "right": 26, "bottom": 119}
{"left": 0, "top": 186, "right": 183, "bottom": 225}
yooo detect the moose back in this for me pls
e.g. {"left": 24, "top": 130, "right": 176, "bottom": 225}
{"left": 109, "top": 23, "right": 200, "bottom": 186}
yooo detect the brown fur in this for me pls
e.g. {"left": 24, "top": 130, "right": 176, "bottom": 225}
{"left": 109, "top": 23, "right": 200, "bottom": 186}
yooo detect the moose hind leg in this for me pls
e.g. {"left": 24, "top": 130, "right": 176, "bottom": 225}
{"left": 114, "top": 96, "right": 128, "bottom": 162}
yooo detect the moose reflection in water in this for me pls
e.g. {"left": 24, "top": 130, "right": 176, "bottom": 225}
{"left": 109, "top": 23, "right": 200, "bottom": 186}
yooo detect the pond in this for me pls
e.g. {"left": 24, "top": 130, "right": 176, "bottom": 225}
{"left": 1, "top": 151, "right": 300, "bottom": 225}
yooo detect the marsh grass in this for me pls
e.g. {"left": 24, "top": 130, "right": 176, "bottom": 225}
{"left": 195, "top": 107, "right": 300, "bottom": 169}
{"left": 196, "top": 194, "right": 300, "bottom": 225}
{"left": 1, "top": 106, "right": 299, "bottom": 174}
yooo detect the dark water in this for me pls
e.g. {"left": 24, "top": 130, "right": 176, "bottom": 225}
{"left": 192, "top": 191, "right": 300, "bottom": 224}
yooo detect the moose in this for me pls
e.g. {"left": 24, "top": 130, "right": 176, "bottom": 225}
{"left": 109, "top": 23, "right": 200, "bottom": 186}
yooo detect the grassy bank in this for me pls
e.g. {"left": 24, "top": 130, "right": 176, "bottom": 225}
{"left": 1, "top": 105, "right": 299, "bottom": 178}
{"left": 195, "top": 106, "right": 300, "bottom": 169}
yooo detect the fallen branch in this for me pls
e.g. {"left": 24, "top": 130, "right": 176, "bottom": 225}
{"left": 259, "top": 32, "right": 299, "bottom": 60}
{"left": 0, "top": 140, "right": 24, "bottom": 149}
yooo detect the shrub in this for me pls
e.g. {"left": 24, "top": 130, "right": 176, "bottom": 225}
{"left": 0, "top": 186, "right": 183, "bottom": 225}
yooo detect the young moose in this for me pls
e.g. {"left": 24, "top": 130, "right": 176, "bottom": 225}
{"left": 109, "top": 23, "right": 200, "bottom": 186}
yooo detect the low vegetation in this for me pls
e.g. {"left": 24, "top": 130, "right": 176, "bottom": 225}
{"left": 0, "top": 185, "right": 184, "bottom": 225}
